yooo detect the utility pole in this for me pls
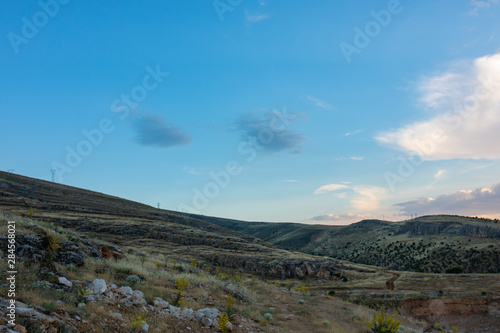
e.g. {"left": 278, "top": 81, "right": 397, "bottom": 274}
{"left": 51, "top": 169, "right": 56, "bottom": 182}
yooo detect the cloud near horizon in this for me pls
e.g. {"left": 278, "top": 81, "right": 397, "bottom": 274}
{"left": 311, "top": 212, "right": 370, "bottom": 222}
{"left": 313, "top": 184, "right": 388, "bottom": 219}
{"left": 234, "top": 111, "right": 305, "bottom": 154}
{"left": 377, "top": 52, "right": 500, "bottom": 160}
{"left": 395, "top": 182, "right": 500, "bottom": 216}
{"left": 314, "top": 183, "right": 350, "bottom": 194}
{"left": 133, "top": 114, "right": 192, "bottom": 149}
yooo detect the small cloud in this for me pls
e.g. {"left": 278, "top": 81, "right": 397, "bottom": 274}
{"left": 468, "top": 0, "right": 498, "bottom": 15}
{"left": 281, "top": 179, "right": 298, "bottom": 182}
{"left": 314, "top": 184, "right": 350, "bottom": 194}
{"left": 434, "top": 169, "right": 446, "bottom": 179}
{"left": 133, "top": 114, "right": 191, "bottom": 149}
{"left": 245, "top": 10, "right": 270, "bottom": 23}
{"left": 345, "top": 129, "right": 364, "bottom": 136}
{"left": 233, "top": 111, "right": 305, "bottom": 154}
{"left": 184, "top": 167, "right": 201, "bottom": 175}
{"left": 306, "top": 95, "right": 334, "bottom": 110}
{"left": 350, "top": 156, "right": 364, "bottom": 161}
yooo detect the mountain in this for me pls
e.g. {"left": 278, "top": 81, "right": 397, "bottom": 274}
{"left": 190, "top": 213, "right": 500, "bottom": 274}
{"left": 0, "top": 171, "right": 345, "bottom": 280}
{"left": 1, "top": 171, "right": 500, "bottom": 332}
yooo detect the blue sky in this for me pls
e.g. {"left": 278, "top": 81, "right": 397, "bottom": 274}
{"left": 2, "top": 0, "right": 500, "bottom": 224}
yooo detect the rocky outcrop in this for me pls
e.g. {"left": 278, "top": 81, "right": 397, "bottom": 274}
{"left": 0, "top": 234, "right": 124, "bottom": 269}
{"left": 396, "top": 220, "right": 500, "bottom": 239}
{"left": 78, "top": 279, "right": 228, "bottom": 329}
{"left": 99, "top": 245, "right": 125, "bottom": 260}
{"left": 0, "top": 297, "right": 79, "bottom": 333}
{"left": 201, "top": 253, "right": 343, "bottom": 280}
{"left": 396, "top": 221, "right": 459, "bottom": 236}
{"left": 460, "top": 224, "right": 500, "bottom": 239}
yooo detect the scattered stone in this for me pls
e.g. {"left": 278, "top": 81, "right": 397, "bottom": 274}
{"left": 92, "top": 279, "right": 107, "bottom": 295}
{"left": 153, "top": 297, "right": 169, "bottom": 309}
{"left": 118, "top": 286, "right": 133, "bottom": 296}
{"left": 57, "top": 277, "right": 73, "bottom": 288}
{"left": 224, "top": 284, "right": 246, "bottom": 301}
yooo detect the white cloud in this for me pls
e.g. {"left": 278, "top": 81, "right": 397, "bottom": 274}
{"left": 345, "top": 129, "right": 364, "bottom": 136}
{"left": 351, "top": 186, "right": 387, "bottom": 212}
{"left": 395, "top": 182, "right": 500, "bottom": 216}
{"left": 468, "top": 0, "right": 499, "bottom": 15}
{"left": 183, "top": 167, "right": 201, "bottom": 175}
{"left": 377, "top": 52, "right": 500, "bottom": 160}
{"left": 314, "top": 184, "right": 349, "bottom": 194}
{"left": 350, "top": 156, "right": 364, "bottom": 161}
{"left": 311, "top": 212, "right": 370, "bottom": 222}
{"left": 281, "top": 179, "right": 297, "bottom": 182}
{"left": 434, "top": 169, "right": 446, "bottom": 179}
{"left": 306, "top": 95, "right": 334, "bottom": 110}
{"left": 245, "top": 10, "right": 270, "bottom": 23}
{"left": 315, "top": 183, "right": 387, "bottom": 212}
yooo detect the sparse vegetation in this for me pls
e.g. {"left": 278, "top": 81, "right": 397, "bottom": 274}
{"left": 367, "top": 308, "right": 401, "bottom": 333}
{"left": 1, "top": 173, "right": 498, "bottom": 333}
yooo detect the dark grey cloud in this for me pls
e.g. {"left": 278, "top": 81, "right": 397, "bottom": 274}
{"left": 133, "top": 115, "right": 191, "bottom": 149}
{"left": 395, "top": 183, "right": 500, "bottom": 216}
{"left": 234, "top": 111, "right": 305, "bottom": 154}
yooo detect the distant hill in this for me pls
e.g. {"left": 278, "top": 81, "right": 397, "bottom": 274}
{"left": 186, "top": 213, "right": 500, "bottom": 274}
{"left": 1, "top": 171, "right": 498, "bottom": 274}
{"left": 0, "top": 171, "right": 345, "bottom": 280}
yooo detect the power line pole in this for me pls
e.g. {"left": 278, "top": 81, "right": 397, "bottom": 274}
{"left": 51, "top": 169, "right": 56, "bottom": 182}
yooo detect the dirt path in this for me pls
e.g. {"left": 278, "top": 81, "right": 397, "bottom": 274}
{"left": 384, "top": 271, "right": 401, "bottom": 291}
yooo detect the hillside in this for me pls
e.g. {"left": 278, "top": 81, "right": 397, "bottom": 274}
{"left": 1, "top": 171, "right": 500, "bottom": 332}
{"left": 195, "top": 214, "right": 500, "bottom": 274}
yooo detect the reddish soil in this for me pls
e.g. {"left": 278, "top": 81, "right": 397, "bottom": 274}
{"left": 399, "top": 298, "right": 500, "bottom": 332}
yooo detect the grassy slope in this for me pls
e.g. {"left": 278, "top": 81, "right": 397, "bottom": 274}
{"left": 1, "top": 172, "right": 500, "bottom": 332}
{"left": 187, "top": 214, "right": 500, "bottom": 274}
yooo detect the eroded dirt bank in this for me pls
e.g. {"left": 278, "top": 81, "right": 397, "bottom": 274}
{"left": 399, "top": 298, "right": 500, "bottom": 332}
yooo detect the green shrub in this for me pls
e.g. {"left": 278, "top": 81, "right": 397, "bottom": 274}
{"left": 445, "top": 267, "right": 463, "bottom": 274}
{"left": 32, "top": 280, "right": 51, "bottom": 289}
{"left": 41, "top": 301, "right": 54, "bottom": 310}
{"left": 125, "top": 275, "right": 141, "bottom": 287}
